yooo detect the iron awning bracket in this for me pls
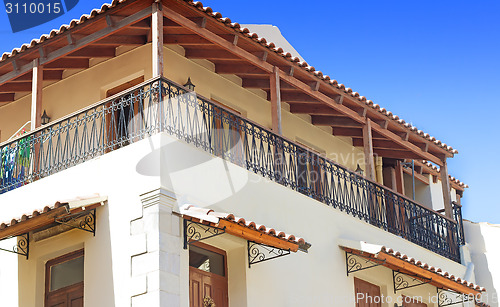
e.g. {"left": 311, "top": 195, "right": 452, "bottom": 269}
{"left": 345, "top": 251, "right": 386, "bottom": 276}
{"left": 54, "top": 209, "right": 96, "bottom": 236}
{"left": 0, "top": 232, "right": 29, "bottom": 259}
{"left": 437, "top": 288, "right": 474, "bottom": 307}
{"left": 392, "top": 270, "right": 432, "bottom": 293}
{"left": 183, "top": 219, "right": 226, "bottom": 249}
{"left": 247, "top": 241, "right": 291, "bottom": 268}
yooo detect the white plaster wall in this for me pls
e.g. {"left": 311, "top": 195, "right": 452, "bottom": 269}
{"left": 464, "top": 220, "right": 500, "bottom": 306}
{"left": 0, "top": 132, "right": 470, "bottom": 307}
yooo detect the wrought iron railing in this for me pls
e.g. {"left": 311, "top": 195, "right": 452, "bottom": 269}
{"left": 0, "top": 76, "right": 463, "bottom": 262}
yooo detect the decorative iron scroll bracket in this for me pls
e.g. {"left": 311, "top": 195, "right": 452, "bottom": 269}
{"left": 247, "top": 241, "right": 290, "bottom": 268}
{"left": 0, "top": 233, "right": 29, "bottom": 259}
{"left": 437, "top": 288, "right": 473, "bottom": 307}
{"left": 183, "top": 219, "right": 226, "bottom": 249}
{"left": 392, "top": 270, "right": 432, "bottom": 293}
{"left": 345, "top": 252, "right": 385, "bottom": 276}
{"left": 54, "top": 209, "right": 96, "bottom": 236}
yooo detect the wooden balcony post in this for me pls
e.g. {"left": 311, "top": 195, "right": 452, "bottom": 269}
{"left": 440, "top": 158, "right": 453, "bottom": 218}
{"left": 270, "top": 66, "right": 282, "bottom": 135}
{"left": 395, "top": 160, "right": 405, "bottom": 195}
{"left": 362, "top": 118, "right": 376, "bottom": 181}
{"left": 152, "top": 1, "right": 163, "bottom": 77}
{"left": 31, "top": 58, "right": 43, "bottom": 130}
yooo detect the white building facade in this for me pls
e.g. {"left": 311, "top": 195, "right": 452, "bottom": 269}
{"left": 0, "top": 0, "right": 487, "bottom": 306}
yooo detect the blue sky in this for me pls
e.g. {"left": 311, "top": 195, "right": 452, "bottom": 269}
{"left": 1, "top": 0, "right": 499, "bottom": 223}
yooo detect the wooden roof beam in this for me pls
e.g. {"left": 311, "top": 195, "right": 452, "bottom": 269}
{"left": 0, "top": 5, "right": 152, "bottom": 86}
{"left": 44, "top": 58, "right": 89, "bottom": 70}
{"left": 215, "top": 63, "right": 267, "bottom": 75}
{"left": 184, "top": 48, "right": 240, "bottom": 60}
{"left": 164, "top": 34, "right": 211, "bottom": 45}
{"left": 0, "top": 82, "right": 32, "bottom": 92}
{"left": 332, "top": 127, "right": 362, "bottom": 138}
{"left": 312, "top": 115, "right": 361, "bottom": 128}
{"left": 280, "top": 92, "right": 319, "bottom": 103}
{"left": 289, "top": 103, "right": 342, "bottom": 115}
{"left": 374, "top": 149, "right": 423, "bottom": 160}
{"left": 163, "top": 5, "right": 445, "bottom": 166}
{"left": 96, "top": 35, "right": 147, "bottom": 45}
{"left": 0, "top": 93, "right": 15, "bottom": 102}
{"left": 13, "top": 70, "right": 63, "bottom": 82}
{"left": 66, "top": 47, "right": 116, "bottom": 58}
{"left": 242, "top": 78, "right": 294, "bottom": 90}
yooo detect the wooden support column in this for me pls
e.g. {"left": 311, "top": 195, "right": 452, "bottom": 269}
{"left": 31, "top": 58, "right": 43, "bottom": 130}
{"left": 152, "top": 1, "right": 163, "bottom": 77}
{"left": 362, "top": 119, "right": 376, "bottom": 181}
{"left": 440, "top": 159, "right": 453, "bottom": 218}
{"left": 270, "top": 66, "right": 282, "bottom": 135}
{"left": 395, "top": 161, "right": 405, "bottom": 195}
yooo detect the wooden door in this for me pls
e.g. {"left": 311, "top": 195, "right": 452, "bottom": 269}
{"left": 189, "top": 243, "right": 228, "bottom": 307}
{"left": 45, "top": 250, "right": 84, "bottom": 307}
{"left": 189, "top": 267, "right": 228, "bottom": 307}
{"left": 354, "top": 277, "right": 381, "bottom": 307}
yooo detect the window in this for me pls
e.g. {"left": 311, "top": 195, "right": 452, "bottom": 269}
{"left": 45, "top": 249, "right": 84, "bottom": 307}
{"left": 354, "top": 277, "right": 381, "bottom": 307}
{"left": 189, "top": 243, "right": 228, "bottom": 307}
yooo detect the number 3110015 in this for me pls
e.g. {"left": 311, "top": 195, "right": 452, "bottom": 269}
{"left": 5, "top": 2, "right": 61, "bottom": 14}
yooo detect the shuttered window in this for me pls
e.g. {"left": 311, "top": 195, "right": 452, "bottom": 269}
{"left": 354, "top": 277, "right": 381, "bottom": 307}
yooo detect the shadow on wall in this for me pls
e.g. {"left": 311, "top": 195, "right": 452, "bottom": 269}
{"left": 465, "top": 220, "right": 499, "bottom": 306}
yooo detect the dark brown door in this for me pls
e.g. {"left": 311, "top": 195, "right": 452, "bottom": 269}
{"left": 189, "top": 243, "right": 228, "bottom": 307}
{"left": 354, "top": 277, "right": 381, "bottom": 307}
{"left": 45, "top": 250, "right": 84, "bottom": 307}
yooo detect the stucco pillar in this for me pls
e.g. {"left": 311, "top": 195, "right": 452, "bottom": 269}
{"left": 130, "top": 188, "right": 182, "bottom": 307}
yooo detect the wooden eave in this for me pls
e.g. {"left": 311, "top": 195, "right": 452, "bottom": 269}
{"left": 183, "top": 216, "right": 299, "bottom": 252}
{"left": 0, "top": 0, "right": 454, "bottom": 166}
{"left": 343, "top": 247, "right": 483, "bottom": 296}
{"left": 0, "top": 201, "right": 102, "bottom": 241}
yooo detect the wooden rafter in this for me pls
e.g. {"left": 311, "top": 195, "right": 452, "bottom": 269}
{"left": 290, "top": 103, "right": 342, "bottom": 115}
{"left": 311, "top": 115, "right": 361, "bottom": 127}
{"left": 66, "top": 47, "right": 116, "bottom": 58}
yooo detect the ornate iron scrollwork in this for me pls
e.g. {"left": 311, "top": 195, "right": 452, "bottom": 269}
{"left": 183, "top": 219, "right": 226, "bottom": 249}
{"left": 392, "top": 270, "right": 432, "bottom": 293}
{"left": 0, "top": 233, "right": 29, "bottom": 259}
{"left": 247, "top": 241, "right": 290, "bottom": 267}
{"left": 55, "top": 209, "right": 96, "bottom": 235}
{"left": 437, "top": 288, "right": 473, "bottom": 307}
{"left": 345, "top": 252, "right": 385, "bottom": 276}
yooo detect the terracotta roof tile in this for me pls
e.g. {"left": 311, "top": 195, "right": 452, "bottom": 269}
{"left": 0, "top": 0, "right": 458, "bottom": 155}
{"left": 422, "top": 160, "right": 469, "bottom": 188}
{"left": 380, "top": 246, "right": 486, "bottom": 292}
{"left": 180, "top": 204, "right": 306, "bottom": 245}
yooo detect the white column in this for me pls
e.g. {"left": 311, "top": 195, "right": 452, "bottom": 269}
{"left": 131, "top": 188, "right": 183, "bottom": 307}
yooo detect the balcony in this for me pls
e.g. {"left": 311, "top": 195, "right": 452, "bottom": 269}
{"left": 0, "top": 76, "right": 464, "bottom": 262}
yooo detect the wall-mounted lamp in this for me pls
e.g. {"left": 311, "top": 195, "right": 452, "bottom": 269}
{"left": 41, "top": 110, "right": 51, "bottom": 125}
{"left": 183, "top": 77, "right": 195, "bottom": 91}
{"left": 355, "top": 164, "right": 364, "bottom": 176}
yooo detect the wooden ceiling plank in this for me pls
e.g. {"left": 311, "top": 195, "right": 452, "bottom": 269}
{"left": 44, "top": 58, "right": 89, "bottom": 70}
{"left": 280, "top": 92, "right": 319, "bottom": 102}
{"left": 332, "top": 127, "right": 363, "bottom": 137}
{"left": 215, "top": 63, "right": 267, "bottom": 75}
{"left": 0, "top": 82, "right": 32, "bottom": 92}
{"left": 0, "top": 93, "right": 15, "bottom": 102}
{"left": 312, "top": 115, "right": 361, "bottom": 128}
{"left": 374, "top": 149, "right": 423, "bottom": 160}
{"left": 96, "top": 35, "right": 147, "bottom": 45}
{"left": 184, "top": 48, "right": 239, "bottom": 60}
{"left": 67, "top": 47, "right": 116, "bottom": 58}
{"left": 289, "top": 103, "right": 342, "bottom": 115}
